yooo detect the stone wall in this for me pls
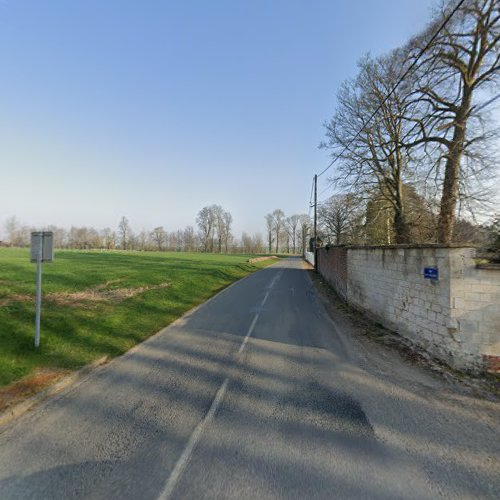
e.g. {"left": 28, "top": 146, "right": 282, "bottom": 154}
{"left": 315, "top": 245, "right": 500, "bottom": 373}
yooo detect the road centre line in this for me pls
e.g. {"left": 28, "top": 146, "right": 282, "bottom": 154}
{"left": 266, "top": 269, "right": 283, "bottom": 290}
{"left": 159, "top": 268, "right": 283, "bottom": 498}
{"left": 158, "top": 377, "right": 230, "bottom": 500}
{"left": 238, "top": 313, "right": 259, "bottom": 353}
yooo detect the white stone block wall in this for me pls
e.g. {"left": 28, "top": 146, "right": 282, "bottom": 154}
{"left": 319, "top": 246, "right": 500, "bottom": 372}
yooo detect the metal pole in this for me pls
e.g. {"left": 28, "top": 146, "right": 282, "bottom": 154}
{"left": 35, "top": 240, "right": 42, "bottom": 349}
{"left": 313, "top": 174, "right": 318, "bottom": 272}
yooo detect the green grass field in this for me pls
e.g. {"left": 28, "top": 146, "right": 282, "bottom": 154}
{"left": 0, "top": 248, "right": 276, "bottom": 390}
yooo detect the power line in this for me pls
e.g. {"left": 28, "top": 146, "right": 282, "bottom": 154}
{"left": 315, "top": 0, "right": 466, "bottom": 180}
{"left": 318, "top": 183, "right": 332, "bottom": 200}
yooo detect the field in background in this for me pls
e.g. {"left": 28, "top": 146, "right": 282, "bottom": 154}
{"left": 0, "top": 248, "right": 277, "bottom": 394}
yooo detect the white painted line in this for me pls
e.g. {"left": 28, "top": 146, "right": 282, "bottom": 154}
{"left": 261, "top": 291, "right": 270, "bottom": 306}
{"left": 238, "top": 313, "right": 259, "bottom": 353}
{"left": 158, "top": 377, "right": 230, "bottom": 500}
{"left": 266, "top": 270, "right": 282, "bottom": 290}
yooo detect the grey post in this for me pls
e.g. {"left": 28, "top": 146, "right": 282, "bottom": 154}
{"left": 34, "top": 238, "right": 42, "bottom": 349}
{"left": 31, "top": 231, "right": 54, "bottom": 350}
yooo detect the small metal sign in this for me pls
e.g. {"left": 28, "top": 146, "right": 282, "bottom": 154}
{"left": 424, "top": 267, "right": 439, "bottom": 280}
{"left": 30, "top": 232, "right": 54, "bottom": 262}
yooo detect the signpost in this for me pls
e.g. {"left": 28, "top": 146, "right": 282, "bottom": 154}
{"left": 30, "top": 231, "right": 54, "bottom": 349}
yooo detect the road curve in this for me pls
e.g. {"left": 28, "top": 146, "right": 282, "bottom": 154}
{"left": 0, "top": 257, "right": 498, "bottom": 499}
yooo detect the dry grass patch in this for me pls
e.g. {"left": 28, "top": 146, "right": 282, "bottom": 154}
{"left": 47, "top": 282, "right": 171, "bottom": 306}
{"left": 248, "top": 256, "right": 279, "bottom": 264}
{"left": 0, "top": 281, "right": 171, "bottom": 308}
{"left": 0, "top": 294, "right": 32, "bottom": 308}
{"left": 0, "top": 367, "right": 69, "bottom": 412}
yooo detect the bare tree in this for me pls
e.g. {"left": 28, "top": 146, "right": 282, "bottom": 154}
{"left": 285, "top": 215, "right": 301, "bottom": 253}
{"left": 318, "top": 194, "right": 360, "bottom": 245}
{"left": 46, "top": 225, "right": 68, "bottom": 248}
{"left": 322, "top": 50, "right": 418, "bottom": 243}
{"left": 241, "top": 232, "right": 253, "bottom": 253}
{"left": 100, "top": 227, "right": 116, "bottom": 249}
{"left": 272, "top": 209, "right": 285, "bottom": 253}
{"left": 118, "top": 216, "right": 131, "bottom": 250}
{"left": 405, "top": 0, "right": 500, "bottom": 242}
{"left": 4, "top": 216, "right": 31, "bottom": 246}
{"left": 265, "top": 214, "right": 275, "bottom": 253}
{"left": 4, "top": 216, "right": 18, "bottom": 243}
{"left": 223, "top": 211, "right": 233, "bottom": 252}
{"left": 212, "top": 205, "right": 225, "bottom": 253}
{"left": 196, "top": 206, "right": 216, "bottom": 252}
{"left": 196, "top": 205, "right": 232, "bottom": 253}
{"left": 151, "top": 226, "right": 166, "bottom": 251}
{"left": 183, "top": 226, "right": 196, "bottom": 252}
{"left": 252, "top": 233, "right": 264, "bottom": 253}
{"left": 298, "top": 215, "right": 311, "bottom": 254}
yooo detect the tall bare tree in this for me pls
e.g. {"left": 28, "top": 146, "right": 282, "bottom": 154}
{"left": 272, "top": 209, "right": 285, "bottom": 253}
{"left": 223, "top": 211, "right": 233, "bottom": 252}
{"left": 197, "top": 205, "right": 233, "bottom": 253}
{"left": 196, "top": 206, "right": 215, "bottom": 252}
{"left": 285, "top": 215, "right": 301, "bottom": 254}
{"left": 405, "top": 0, "right": 500, "bottom": 242}
{"left": 298, "top": 215, "right": 311, "bottom": 254}
{"left": 318, "top": 193, "right": 360, "bottom": 245}
{"left": 183, "top": 226, "right": 196, "bottom": 252}
{"left": 265, "top": 214, "right": 275, "bottom": 253}
{"left": 151, "top": 226, "right": 166, "bottom": 251}
{"left": 322, "top": 50, "right": 417, "bottom": 243}
{"left": 118, "top": 216, "right": 131, "bottom": 250}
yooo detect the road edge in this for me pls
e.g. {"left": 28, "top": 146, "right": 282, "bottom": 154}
{"left": 0, "top": 259, "right": 283, "bottom": 431}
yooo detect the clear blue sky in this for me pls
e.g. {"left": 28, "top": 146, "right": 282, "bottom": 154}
{"left": 0, "top": 0, "right": 437, "bottom": 237}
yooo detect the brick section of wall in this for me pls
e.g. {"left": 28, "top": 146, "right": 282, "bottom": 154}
{"left": 483, "top": 355, "right": 500, "bottom": 374}
{"left": 316, "top": 245, "right": 500, "bottom": 373}
{"left": 317, "top": 247, "right": 348, "bottom": 300}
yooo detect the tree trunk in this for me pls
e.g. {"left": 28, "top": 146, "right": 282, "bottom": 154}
{"left": 394, "top": 209, "right": 410, "bottom": 244}
{"left": 394, "top": 182, "right": 410, "bottom": 244}
{"left": 437, "top": 92, "right": 471, "bottom": 244}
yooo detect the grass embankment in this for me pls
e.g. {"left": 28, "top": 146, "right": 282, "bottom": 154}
{"left": 0, "top": 248, "right": 277, "bottom": 397}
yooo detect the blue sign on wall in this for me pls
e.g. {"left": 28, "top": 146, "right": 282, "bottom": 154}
{"left": 424, "top": 267, "right": 439, "bottom": 280}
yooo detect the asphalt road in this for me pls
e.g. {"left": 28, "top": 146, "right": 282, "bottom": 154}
{"left": 0, "top": 258, "right": 498, "bottom": 499}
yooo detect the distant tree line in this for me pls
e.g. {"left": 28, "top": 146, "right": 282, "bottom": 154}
{"left": 2, "top": 215, "right": 200, "bottom": 252}
{"left": 3, "top": 205, "right": 314, "bottom": 255}
{"left": 3, "top": 207, "right": 240, "bottom": 253}
{"left": 320, "top": 0, "right": 499, "bottom": 245}
{"left": 264, "top": 210, "right": 311, "bottom": 254}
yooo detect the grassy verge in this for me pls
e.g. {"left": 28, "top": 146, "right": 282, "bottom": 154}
{"left": 0, "top": 248, "right": 277, "bottom": 392}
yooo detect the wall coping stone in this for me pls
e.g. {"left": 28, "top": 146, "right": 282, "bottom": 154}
{"left": 320, "top": 244, "right": 477, "bottom": 251}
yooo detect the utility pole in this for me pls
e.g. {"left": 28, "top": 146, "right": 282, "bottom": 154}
{"left": 313, "top": 174, "right": 318, "bottom": 272}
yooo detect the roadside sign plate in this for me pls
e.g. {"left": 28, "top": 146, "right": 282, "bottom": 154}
{"left": 30, "top": 232, "right": 54, "bottom": 262}
{"left": 424, "top": 267, "right": 438, "bottom": 280}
